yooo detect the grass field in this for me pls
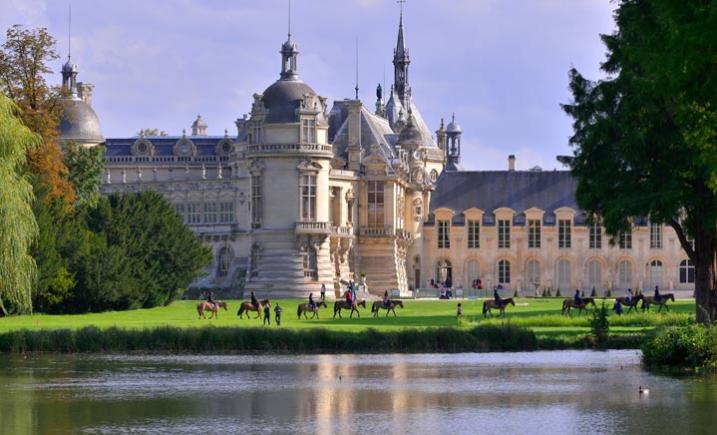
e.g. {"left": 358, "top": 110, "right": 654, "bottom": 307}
{"left": 0, "top": 298, "right": 695, "bottom": 340}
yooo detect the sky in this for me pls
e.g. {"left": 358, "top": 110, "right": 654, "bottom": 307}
{"left": 2, "top": 0, "right": 616, "bottom": 170}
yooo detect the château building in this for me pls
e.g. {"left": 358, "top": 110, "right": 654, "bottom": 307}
{"left": 58, "top": 8, "right": 695, "bottom": 298}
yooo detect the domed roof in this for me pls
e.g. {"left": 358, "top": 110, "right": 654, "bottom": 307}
{"left": 59, "top": 98, "right": 104, "bottom": 145}
{"left": 397, "top": 113, "right": 422, "bottom": 145}
{"left": 262, "top": 79, "right": 317, "bottom": 124}
{"left": 446, "top": 113, "right": 462, "bottom": 133}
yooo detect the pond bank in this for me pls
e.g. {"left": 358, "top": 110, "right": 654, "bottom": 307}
{"left": 0, "top": 324, "right": 643, "bottom": 354}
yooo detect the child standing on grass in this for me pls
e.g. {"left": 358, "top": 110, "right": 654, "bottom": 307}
{"left": 456, "top": 303, "right": 463, "bottom": 320}
{"left": 274, "top": 303, "right": 282, "bottom": 326}
{"left": 263, "top": 303, "right": 271, "bottom": 326}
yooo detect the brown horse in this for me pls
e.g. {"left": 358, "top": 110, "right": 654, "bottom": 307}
{"left": 333, "top": 299, "right": 366, "bottom": 319}
{"left": 197, "top": 301, "right": 227, "bottom": 319}
{"left": 641, "top": 293, "right": 675, "bottom": 312}
{"left": 297, "top": 301, "right": 327, "bottom": 319}
{"left": 614, "top": 294, "right": 644, "bottom": 313}
{"left": 371, "top": 300, "right": 404, "bottom": 317}
{"left": 482, "top": 298, "right": 516, "bottom": 318}
{"left": 237, "top": 299, "right": 271, "bottom": 319}
{"left": 561, "top": 297, "right": 597, "bottom": 316}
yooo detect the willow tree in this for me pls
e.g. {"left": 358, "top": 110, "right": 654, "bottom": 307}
{"left": 563, "top": 0, "right": 717, "bottom": 323}
{"left": 0, "top": 94, "right": 40, "bottom": 315}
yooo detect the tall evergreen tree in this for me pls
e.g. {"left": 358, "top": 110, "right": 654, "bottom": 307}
{"left": 563, "top": 0, "right": 717, "bottom": 323}
{"left": 0, "top": 94, "right": 40, "bottom": 315}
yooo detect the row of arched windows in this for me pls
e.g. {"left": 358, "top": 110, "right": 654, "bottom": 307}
{"left": 432, "top": 258, "right": 695, "bottom": 288}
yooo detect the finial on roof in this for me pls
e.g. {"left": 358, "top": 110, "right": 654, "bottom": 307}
{"left": 67, "top": 4, "right": 72, "bottom": 61}
{"left": 440, "top": 118, "right": 445, "bottom": 129}
{"left": 452, "top": 112, "right": 455, "bottom": 123}
{"left": 182, "top": 128, "right": 186, "bottom": 137}
{"left": 288, "top": 0, "right": 292, "bottom": 39}
{"left": 354, "top": 36, "right": 359, "bottom": 100}
{"left": 224, "top": 128, "right": 229, "bottom": 137}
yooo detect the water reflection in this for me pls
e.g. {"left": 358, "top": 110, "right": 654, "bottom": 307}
{"left": 0, "top": 351, "right": 716, "bottom": 434}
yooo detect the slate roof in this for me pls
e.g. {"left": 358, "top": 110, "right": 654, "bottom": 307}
{"left": 429, "top": 170, "right": 584, "bottom": 226}
{"left": 330, "top": 102, "right": 397, "bottom": 161}
{"left": 104, "top": 136, "right": 235, "bottom": 157}
{"left": 261, "top": 78, "right": 318, "bottom": 124}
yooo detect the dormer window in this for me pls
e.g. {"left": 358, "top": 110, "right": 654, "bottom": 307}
{"left": 302, "top": 119, "right": 316, "bottom": 143}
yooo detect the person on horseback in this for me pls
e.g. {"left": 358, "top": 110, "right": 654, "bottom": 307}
{"left": 345, "top": 287, "right": 354, "bottom": 307}
{"left": 574, "top": 289, "right": 582, "bottom": 308}
{"left": 383, "top": 290, "right": 390, "bottom": 308}
{"left": 206, "top": 291, "right": 216, "bottom": 310}
{"left": 626, "top": 288, "right": 633, "bottom": 304}
{"left": 493, "top": 286, "right": 503, "bottom": 307}
{"left": 250, "top": 291, "right": 259, "bottom": 310}
{"left": 309, "top": 293, "right": 317, "bottom": 310}
{"left": 654, "top": 285, "right": 661, "bottom": 303}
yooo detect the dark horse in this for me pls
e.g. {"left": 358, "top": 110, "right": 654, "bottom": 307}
{"left": 297, "top": 301, "right": 327, "bottom": 319}
{"left": 197, "top": 301, "right": 227, "bottom": 319}
{"left": 561, "top": 297, "right": 597, "bottom": 316}
{"left": 614, "top": 294, "right": 644, "bottom": 313}
{"left": 641, "top": 293, "right": 675, "bottom": 312}
{"left": 333, "top": 299, "right": 366, "bottom": 319}
{"left": 371, "top": 300, "right": 404, "bottom": 317}
{"left": 237, "top": 299, "right": 271, "bottom": 319}
{"left": 482, "top": 298, "right": 516, "bottom": 318}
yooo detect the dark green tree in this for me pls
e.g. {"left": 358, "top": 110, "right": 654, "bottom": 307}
{"left": 63, "top": 143, "right": 105, "bottom": 208}
{"left": 563, "top": 0, "right": 717, "bottom": 323}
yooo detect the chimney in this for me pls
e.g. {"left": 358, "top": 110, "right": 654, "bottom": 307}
{"left": 508, "top": 154, "right": 516, "bottom": 171}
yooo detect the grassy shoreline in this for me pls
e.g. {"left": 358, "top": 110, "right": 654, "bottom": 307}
{"left": 0, "top": 298, "right": 693, "bottom": 354}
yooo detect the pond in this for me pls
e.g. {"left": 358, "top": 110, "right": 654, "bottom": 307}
{"left": 1, "top": 351, "right": 716, "bottom": 434}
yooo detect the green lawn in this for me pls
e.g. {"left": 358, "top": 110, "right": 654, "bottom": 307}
{"left": 0, "top": 298, "right": 695, "bottom": 340}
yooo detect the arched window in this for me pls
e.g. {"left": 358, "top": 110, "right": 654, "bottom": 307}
{"left": 587, "top": 260, "right": 602, "bottom": 291}
{"left": 217, "top": 247, "right": 232, "bottom": 277}
{"left": 679, "top": 259, "right": 695, "bottom": 284}
{"left": 526, "top": 260, "right": 540, "bottom": 289}
{"left": 498, "top": 260, "right": 511, "bottom": 284}
{"left": 435, "top": 260, "right": 452, "bottom": 285}
{"left": 648, "top": 260, "right": 663, "bottom": 289}
{"left": 303, "top": 246, "right": 318, "bottom": 281}
{"left": 556, "top": 259, "right": 571, "bottom": 291}
{"left": 465, "top": 260, "right": 480, "bottom": 288}
{"left": 618, "top": 260, "right": 632, "bottom": 290}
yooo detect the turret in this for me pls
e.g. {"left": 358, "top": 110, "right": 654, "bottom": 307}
{"left": 445, "top": 113, "right": 462, "bottom": 171}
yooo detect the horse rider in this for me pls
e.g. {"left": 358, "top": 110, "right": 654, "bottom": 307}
{"left": 383, "top": 290, "right": 391, "bottom": 308}
{"left": 320, "top": 283, "right": 326, "bottom": 302}
{"left": 309, "top": 292, "right": 317, "bottom": 310}
{"left": 206, "top": 291, "right": 216, "bottom": 310}
{"left": 345, "top": 287, "right": 354, "bottom": 308}
{"left": 351, "top": 282, "right": 357, "bottom": 302}
{"left": 626, "top": 288, "right": 633, "bottom": 304}
{"left": 574, "top": 288, "right": 582, "bottom": 308}
{"left": 654, "top": 285, "right": 661, "bottom": 303}
{"left": 493, "top": 286, "right": 503, "bottom": 307}
{"left": 251, "top": 290, "right": 259, "bottom": 310}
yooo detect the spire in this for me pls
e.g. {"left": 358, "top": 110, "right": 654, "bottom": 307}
{"left": 393, "top": 0, "right": 410, "bottom": 106}
{"left": 61, "top": 4, "right": 78, "bottom": 97}
{"left": 280, "top": 0, "right": 299, "bottom": 80}
{"left": 354, "top": 36, "right": 359, "bottom": 100}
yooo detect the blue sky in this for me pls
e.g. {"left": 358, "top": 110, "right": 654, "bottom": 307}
{"left": 2, "top": 0, "right": 615, "bottom": 170}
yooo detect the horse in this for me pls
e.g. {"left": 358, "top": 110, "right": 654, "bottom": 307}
{"left": 197, "top": 301, "right": 227, "bottom": 319}
{"left": 237, "top": 299, "right": 271, "bottom": 319}
{"left": 641, "top": 293, "right": 675, "bottom": 312}
{"left": 561, "top": 297, "right": 597, "bottom": 316}
{"left": 482, "top": 298, "right": 516, "bottom": 318}
{"left": 614, "top": 294, "right": 644, "bottom": 313}
{"left": 297, "top": 301, "right": 327, "bottom": 319}
{"left": 333, "top": 299, "right": 366, "bottom": 319}
{"left": 371, "top": 300, "right": 404, "bottom": 317}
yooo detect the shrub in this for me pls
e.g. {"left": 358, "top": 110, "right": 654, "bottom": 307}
{"left": 605, "top": 288, "right": 612, "bottom": 297}
{"left": 556, "top": 288, "right": 562, "bottom": 297}
{"left": 642, "top": 326, "right": 717, "bottom": 371}
{"left": 590, "top": 302, "right": 610, "bottom": 344}
{"left": 590, "top": 287, "right": 597, "bottom": 297}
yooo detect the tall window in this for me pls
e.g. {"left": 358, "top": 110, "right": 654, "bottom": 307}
{"left": 558, "top": 219, "right": 571, "bottom": 248}
{"left": 498, "top": 259, "right": 511, "bottom": 284}
{"left": 437, "top": 220, "right": 450, "bottom": 249}
{"left": 526, "top": 260, "right": 540, "bottom": 288}
{"left": 648, "top": 260, "right": 663, "bottom": 289}
{"left": 300, "top": 174, "right": 317, "bottom": 221}
{"left": 618, "top": 260, "right": 632, "bottom": 289}
{"left": 467, "top": 220, "right": 480, "bottom": 249}
{"left": 650, "top": 223, "right": 663, "bottom": 249}
{"left": 588, "top": 260, "right": 602, "bottom": 290}
{"left": 498, "top": 219, "right": 510, "bottom": 248}
{"left": 556, "top": 259, "right": 571, "bottom": 290}
{"left": 302, "top": 119, "right": 316, "bottom": 143}
{"left": 203, "top": 202, "right": 217, "bottom": 224}
{"left": 303, "top": 247, "right": 318, "bottom": 280}
{"left": 219, "top": 202, "right": 234, "bottom": 224}
{"left": 251, "top": 175, "right": 263, "bottom": 227}
{"left": 187, "top": 203, "right": 202, "bottom": 224}
{"left": 217, "top": 247, "right": 231, "bottom": 277}
{"left": 679, "top": 259, "right": 695, "bottom": 284}
{"left": 367, "top": 181, "right": 384, "bottom": 228}
{"left": 175, "top": 203, "right": 186, "bottom": 224}
{"left": 250, "top": 125, "right": 261, "bottom": 144}
{"left": 619, "top": 230, "right": 632, "bottom": 249}
{"left": 528, "top": 219, "right": 541, "bottom": 248}
{"left": 589, "top": 223, "right": 602, "bottom": 249}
